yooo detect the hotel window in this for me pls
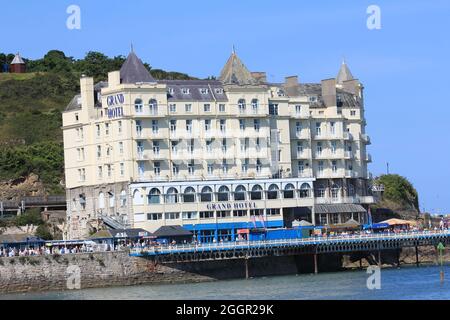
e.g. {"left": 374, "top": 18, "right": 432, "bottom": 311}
{"left": 149, "top": 99, "right": 158, "bottom": 114}
{"left": 256, "top": 159, "right": 262, "bottom": 173}
{"left": 267, "top": 184, "right": 279, "bottom": 199}
{"left": 153, "top": 162, "right": 161, "bottom": 176}
{"left": 316, "top": 185, "right": 326, "bottom": 198}
{"left": 234, "top": 185, "right": 246, "bottom": 201}
{"left": 233, "top": 210, "right": 247, "bottom": 217}
{"left": 97, "top": 166, "right": 103, "bottom": 179}
{"left": 207, "top": 164, "right": 214, "bottom": 175}
{"left": 332, "top": 160, "right": 338, "bottom": 173}
{"left": 152, "top": 120, "right": 159, "bottom": 134}
{"left": 256, "top": 138, "right": 261, "bottom": 152}
{"left": 316, "top": 142, "right": 323, "bottom": 156}
{"left": 204, "top": 104, "right": 211, "bottom": 112}
{"left": 319, "top": 214, "right": 327, "bottom": 225}
{"left": 254, "top": 119, "right": 260, "bottom": 132}
{"left": 188, "top": 139, "right": 194, "bottom": 154}
{"left": 152, "top": 141, "right": 160, "bottom": 155}
{"left": 148, "top": 188, "right": 161, "bottom": 204}
{"left": 298, "top": 161, "right": 305, "bottom": 175}
{"left": 120, "top": 190, "right": 127, "bottom": 207}
{"left": 297, "top": 141, "right": 303, "bottom": 154}
{"left": 351, "top": 110, "right": 357, "bottom": 116}
{"left": 75, "top": 113, "right": 79, "bottom": 122}
{"left": 97, "top": 146, "right": 102, "bottom": 159}
{"left": 239, "top": 119, "right": 245, "bottom": 131}
{"left": 219, "top": 104, "right": 226, "bottom": 112}
{"left": 309, "top": 96, "right": 317, "bottom": 102}
{"left": 165, "top": 212, "right": 180, "bottom": 220}
{"left": 135, "top": 120, "right": 142, "bottom": 136}
{"left": 169, "top": 104, "right": 177, "bottom": 113}
{"left": 120, "top": 163, "right": 125, "bottom": 176}
{"left": 283, "top": 183, "right": 295, "bottom": 199}
{"left": 79, "top": 194, "right": 86, "bottom": 210}
{"left": 107, "top": 164, "right": 112, "bottom": 178}
{"left": 318, "top": 161, "right": 324, "bottom": 175}
{"left": 200, "top": 211, "right": 214, "bottom": 219}
{"left": 269, "top": 104, "right": 278, "bottom": 115}
{"left": 217, "top": 211, "right": 231, "bottom": 218}
{"left": 331, "top": 141, "right": 337, "bottom": 154}
{"left": 106, "top": 147, "right": 111, "bottom": 157}
{"left": 137, "top": 141, "right": 144, "bottom": 155}
{"left": 206, "top": 140, "right": 213, "bottom": 153}
{"left": 170, "top": 120, "right": 177, "bottom": 132}
{"left": 77, "top": 148, "right": 84, "bottom": 161}
{"left": 185, "top": 104, "right": 192, "bottom": 113}
{"left": 296, "top": 121, "right": 302, "bottom": 133}
{"left": 135, "top": 99, "right": 143, "bottom": 113}
{"left": 251, "top": 99, "right": 259, "bottom": 112}
{"left": 219, "top": 119, "right": 226, "bottom": 132}
{"left": 168, "top": 88, "right": 174, "bottom": 95}
{"left": 251, "top": 185, "right": 263, "bottom": 200}
{"left": 331, "top": 184, "right": 340, "bottom": 199}
{"left": 204, "top": 119, "right": 211, "bottom": 132}
{"left": 148, "top": 213, "right": 163, "bottom": 221}
{"left": 221, "top": 159, "right": 228, "bottom": 174}
{"left": 200, "top": 186, "right": 213, "bottom": 202}
{"left": 221, "top": 139, "right": 227, "bottom": 153}
{"left": 138, "top": 162, "right": 145, "bottom": 177}
{"left": 171, "top": 141, "right": 178, "bottom": 154}
{"left": 218, "top": 186, "right": 230, "bottom": 201}
{"left": 300, "top": 183, "right": 311, "bottom": 198}
{"left": 183, "top": 187, "right": 196, "bottom": 203}
{"left": 76, "top": 127, "right": 84, "bottom": 140}
{"left": 188, "top": 160, "right": 195, "bottom": 175}
{"left": 200, "top": 88, "right": 209, "bottom": 95}
{"left": 240, "top": 138, "right": 248, "bottom": 152}
{"left": 315, "top": 122, "right": 322, "bottom": 136}
{"left": 105, "top": 123, "right": 110, "bottom": 136}
{"left": 250, "top": 209, "right": 264, "bottom": 216}
{"left": 181, "top": 88, "right": 190, "bottom": 94}
{"left": 266, "top": 208, "right": 281, "bottom": 216}
{"left": 241, "top": 158, "right": 249, "bottom": 173}
{"left": 295, "top": 105, "right": 301, "bottom": 114}
{"left": 96, "top": 124, "right": 101, "bottom": 137}
{"left": 330, "top": 122, "right": 336, "bottom": 135}
{"left": 165, "top": 188, "right": 178, "bottom": 204}
{"left": 238, "top": 99, "right": 246, "bottom": 112}
{"left": 184, "top": 120, "right": 192, "bottom": 134}
{"left": 172, "top": 164, "right": 179, "bottom": 177}
{"left": 182, "top": 212, "right": 197, "bottom": 220}
{"left": 118, "top": 121, "right": 122, "bottom": 134}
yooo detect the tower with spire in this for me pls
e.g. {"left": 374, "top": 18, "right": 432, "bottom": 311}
{"left": 219, "top": 49, "right": 260, "bottom": 85}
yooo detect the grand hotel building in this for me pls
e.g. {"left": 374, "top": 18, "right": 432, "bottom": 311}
{"left": 62, "top": 50, "right": 374, "bottom": 240}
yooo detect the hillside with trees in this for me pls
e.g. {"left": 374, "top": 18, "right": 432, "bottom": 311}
{"left": 0, "top": 50, "right": 195, "bottom": 196}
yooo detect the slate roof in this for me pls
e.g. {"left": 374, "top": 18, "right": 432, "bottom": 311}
{"left": 315, "top": 204, "right": 366, "bottom": 214}
{"left": 336, "top": 61, "right": 354, "bottom": 84}
{"left": 153, "top": 225, "right": 193, "bottom": 238}
{"left": 11, "top": 53, "right": 25, "bottom": 65}
{"left": 0, "top": 233, "right": 44, "bottom": 244}
{"left": 120, "top": 51, "right": 156, "bottom": 84}
{"left": 65, "top": 94, "right": 82, "bottom": 111}
{"left": 159, "top": 79, "right": 228, "bottom": 102}
{"left": 219, "top": 52, "right": 259, "bottom": 85}
{"left": 90, "top": 228, "right": 152, "bottom": 239}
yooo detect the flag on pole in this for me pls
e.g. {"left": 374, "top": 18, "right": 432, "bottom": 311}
{"left": 258, "top": 215, "right": 266, "bottom": 230}
{"left": 250, "top": 215, "right": 257, "bottom": 229}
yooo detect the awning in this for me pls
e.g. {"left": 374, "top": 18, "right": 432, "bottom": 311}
{"left": 315, "top": 204, "right": 366, "bottom": 214}
{"left": 380, "top": 218, "right": 417, "bottom": 226}
{"left": 237, "top": 229, "right": 250, "bottom": 234}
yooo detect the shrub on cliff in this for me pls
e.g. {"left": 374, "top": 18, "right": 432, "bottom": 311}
{"left": 35, "top": 224, "right": 53, "bottom": 240}
{"left": 14, "top": 209, "right": 44, "bottom": 227}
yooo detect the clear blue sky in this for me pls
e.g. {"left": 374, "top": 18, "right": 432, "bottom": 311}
{"left": 2, "top": 0, "right": 450, "bottom": 214}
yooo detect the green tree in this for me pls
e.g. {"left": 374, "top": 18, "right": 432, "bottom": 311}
{"left": 375, "top": 174, "right": 419, "bottom": 211}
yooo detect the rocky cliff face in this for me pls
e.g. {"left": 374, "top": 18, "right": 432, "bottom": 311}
{"left": 0, "top": 173, "right": 47, "bottom": 200}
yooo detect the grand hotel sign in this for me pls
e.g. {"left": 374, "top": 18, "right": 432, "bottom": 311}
{"left": 206, "top": 202, "right": 257, "bottom": 211}
{"left": 106, "top": 93, "right": 124, "bottom": 119}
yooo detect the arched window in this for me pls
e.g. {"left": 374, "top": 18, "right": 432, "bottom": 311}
{"left": 200, "top": 186, "right": 213, "bottom": 202}
{"left": 267, "top": 184, "right": 279, "bottom": 200}
{"left": 251, "top": 99, "right": 259, "bottom": 110}
{"left": 234, "top": 185, "right": 246, "bottom": 201}
{"left": 135, "top": 99, "right": 143, "bottom": 113}
{"left": 218, "top": 186, "right": 230, "bottom": 202}
{"left": 149, "top": 99, "right": 158, "bottom": 114}
{"left": 299, "top": 183, "right": 311, "bottom": 198}
{"left": 98, "top": 192, "right": 105, "bottom": 209}
{"left": 183, "top": 187, "right": 196, "bottom": 203}
{"left": 284, "top": 183, "right": 295, "bottom": 199}
{"left": 251, "top": 185, "right": 263, "bottom": 200}
{"left": 331, "top": 184, "right": 340, "bottom": 199}
{"left": 108, "top": 191, "right": 115, "bottom": 208}
{"left": 148, "top": 188, "right": 161, "bottom": 204}
{"left": 166, "top": 187, "right": 179, "bottom": 204}
{"left": 133, "top": 189, "right": 143, "bottom": 205}
{"left": 120, "top": 190, "right": 127, "bottom": 207}
{"left": 238, "top": 99, "right": 246, "bottom": 112}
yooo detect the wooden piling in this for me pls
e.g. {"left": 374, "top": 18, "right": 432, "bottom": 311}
{"left": 314, "top": 253, "right": 318, "bottom": 274}
{"left": 415, "top": 246, "right": 419, "bottom": 267}
{"left": 245, "top": 257, "right": 249, "bottom": 279}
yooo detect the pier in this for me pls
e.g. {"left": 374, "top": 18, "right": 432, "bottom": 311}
{"left": 130, "top": 230, "right": 450, "bottom": 273}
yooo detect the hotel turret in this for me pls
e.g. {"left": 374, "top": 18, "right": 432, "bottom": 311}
{"left": 62, "top": 50, "right": 373, "bottom": 240}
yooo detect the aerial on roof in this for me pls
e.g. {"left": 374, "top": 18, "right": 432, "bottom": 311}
{"left": 11, "top": 53, "right": 25, "bottom": 65}
{"left": 219, "top": 51, "right": 259, "bottom": 86}
{"left": 120, "top": 51, "right": 156, "bottom": 84}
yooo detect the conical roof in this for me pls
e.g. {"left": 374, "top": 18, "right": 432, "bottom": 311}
{"left": 219, "top": 51, "right": 258, "bottom": 85}
{"left": 120, "top": 51, "right": 156, "bottom": 84}
{"left": 11, "top": 53, "right": 25, "bottom": 65}
{"left": 336, "top": 61, "right": 354, "bottom": 84}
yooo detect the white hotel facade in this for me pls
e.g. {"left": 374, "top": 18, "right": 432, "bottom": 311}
{"left": 62, "top": 50, "right": 374, "bottom": 240}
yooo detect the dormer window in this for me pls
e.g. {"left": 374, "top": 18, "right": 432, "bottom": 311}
{"left": 182, "top": 88, "right": 190, "bottom": 94}
{"left": 168, "top": 88, "right": 174, "bottom": 95}
{"left": 200, "top": 88, "right": 209, "bottom": 95}
{"left": 309, "top": 96, "right": 317, "bottom": 102}
{"left": 215, "top": 88, "right": 224, "bottom": 94}
{"left": 277, "top": 89, "right": 285, "bottom": 97}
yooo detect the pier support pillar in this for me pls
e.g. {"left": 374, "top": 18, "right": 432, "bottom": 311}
{"left": 378, "top": 250, "right": 382, "bottom": 268}
{"left": 314, "top": 253, "right": 318, "bottom": 274}
{"left": 396, "top": 249, "right": 401, "bottom": 268}
{"left": 415, "top": 246, "right": 420, "bottom": 267}
{"left": 245, "top": 257, "right": 249, "bottom": 279}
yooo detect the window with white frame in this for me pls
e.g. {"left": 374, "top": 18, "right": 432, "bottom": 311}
{"left": 120, "top": 163, "right": 125, "bottom": 176}
{"left": 239, "top": 119, "right": 245, "bottom": 131}
{"left": 118, "top": 121, "right": 122, "bottom": 134}
{"left": 97, "top": 166, "right": 103, "bottom": 179}
{"left": 220, "top": 119, "right": 226, "bottom": 132}
{"left": 153, "top": 161, "right": 161, "bottom": 176}
{"left": 169, "top": 104, "right": 177, "bottom": 113}
{"left": 188, "top": 161, "right": 195, "bottom": 175}
{"left": 219, "top": 104, "right": 225, "bottom": 112}
{"left": 186, "top": 120, "right": 193, "bottom": 133}
{"left": 204, "top": 119, "right": 211, "bottom": 132}
{"left": 152, "top": 120, "right": 158, "bottom": 133}
{"left": 181, "top": 88, "right": 190, "bottom": 94}
{"left": 152, "top": 141, "right": 160, "bottom": 155}
{"left": 170, "top": 120, "right": 177, "bottom": 132}
{"left": 185, "top": 104, "right": 192, "bottom": 112}
{"left": 254, "top": 119, "right": 260, "bottom": 131}
{"left": 204, "top": 104, "right": 211, "bottom": 112}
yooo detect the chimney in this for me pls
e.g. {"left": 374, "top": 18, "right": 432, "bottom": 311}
{"left": 321, "top": 78, "right": 337, "bottom": 107}
{"left": 285, "top": 76, "right": 299, "bottom": 87}
{"left": 80, "top": 76, "right": 95, "bottom": 116}
{"left": 108, "top": 71, "right": 121, "bottom": 87}
{"left": 251, "top": 72, "right": 267, "bottom": 83}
